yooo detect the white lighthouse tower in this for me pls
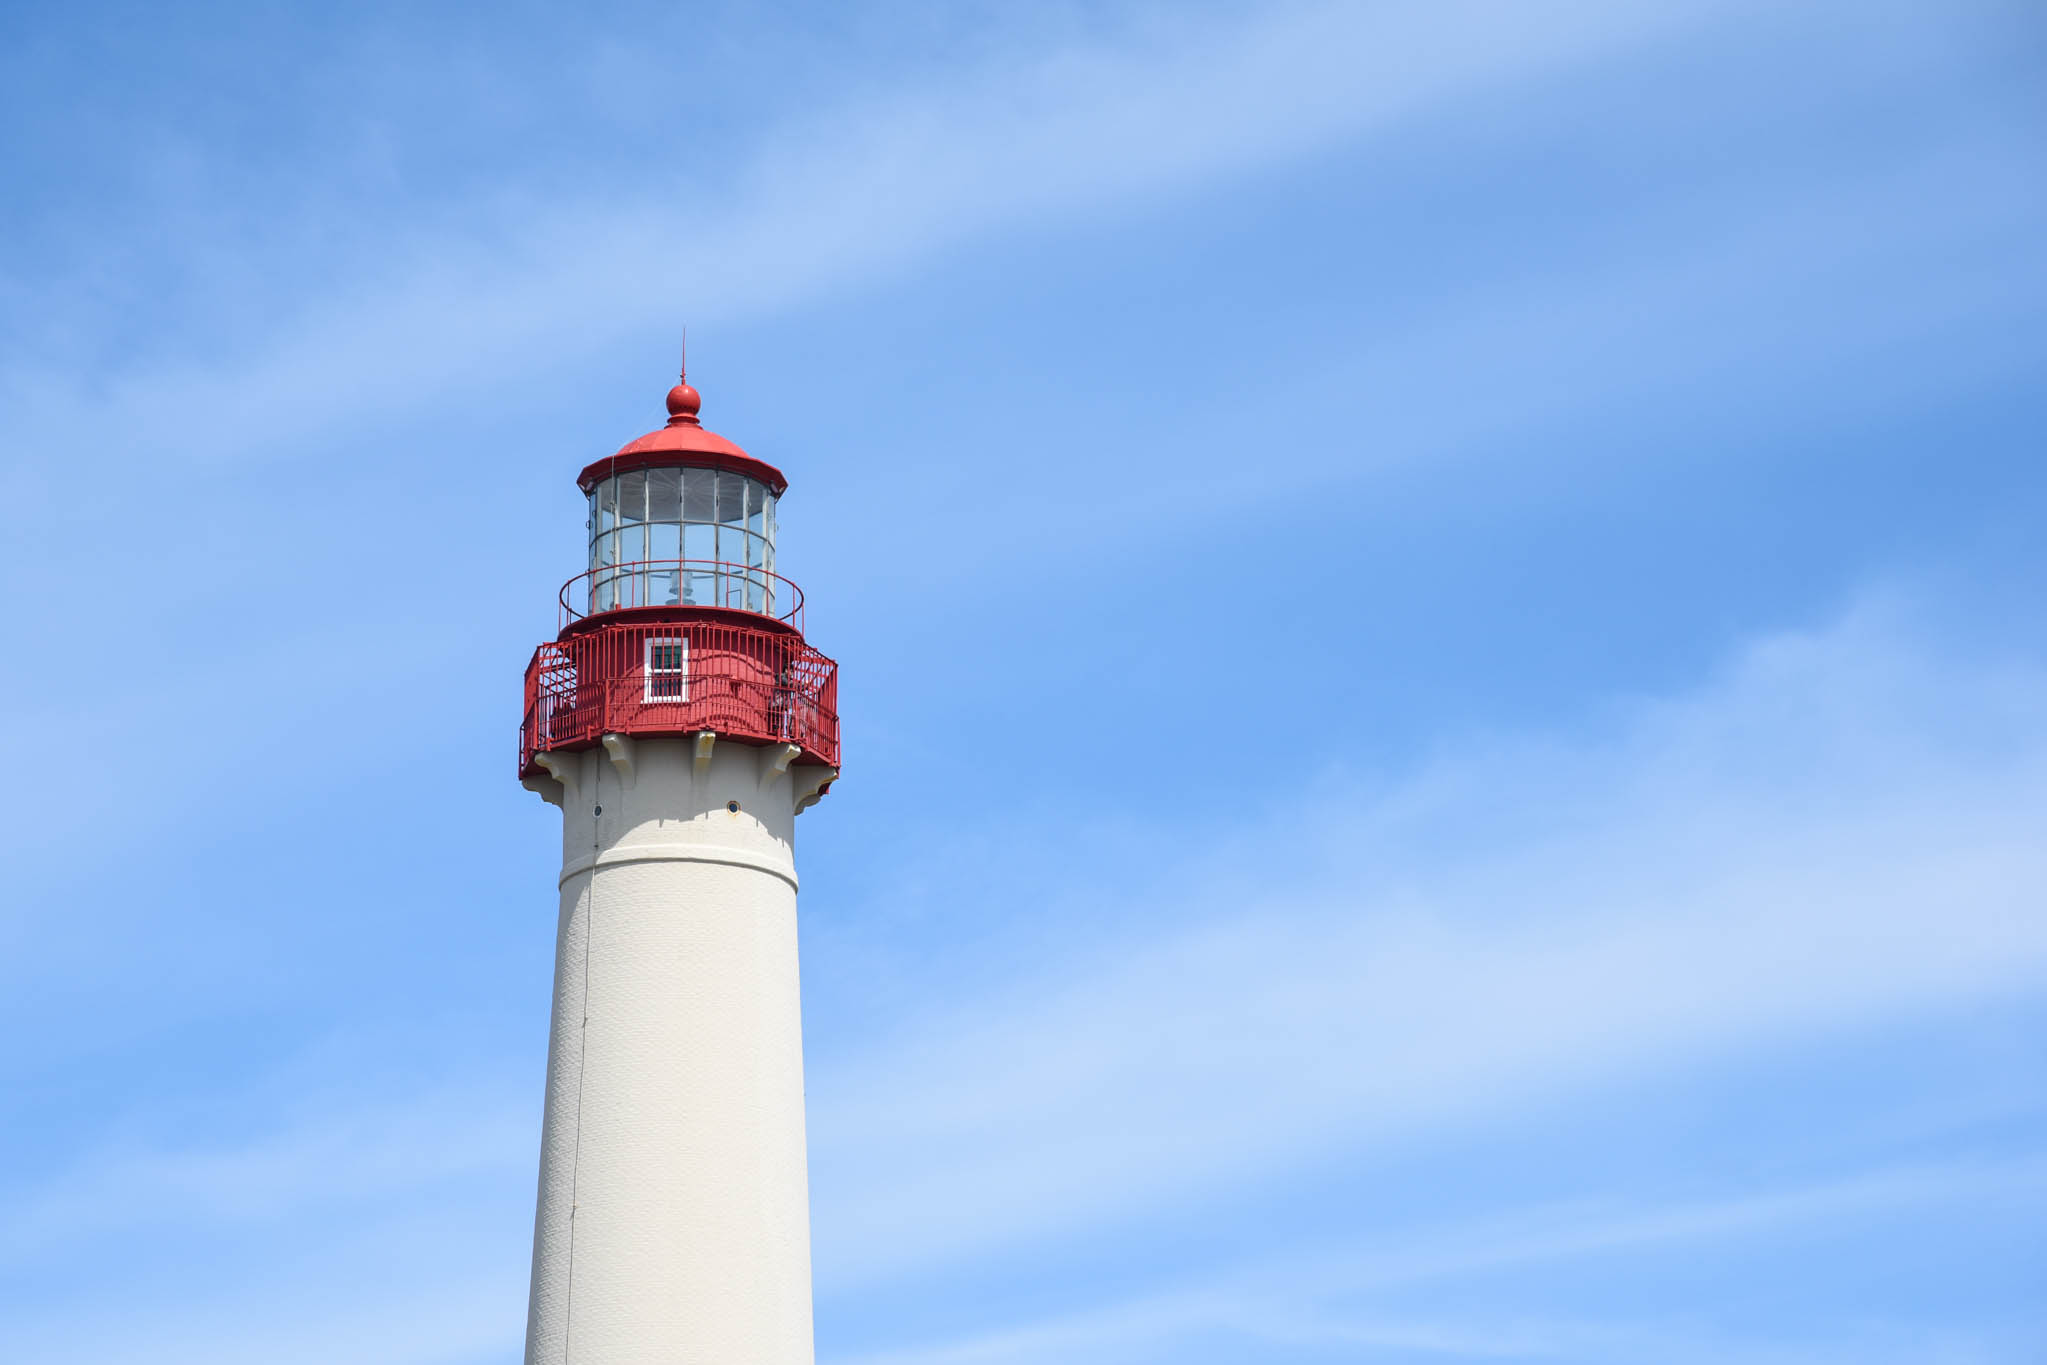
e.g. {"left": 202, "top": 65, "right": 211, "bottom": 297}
{"left": 516, "top": 367, "right": 839, "bottom": 1364}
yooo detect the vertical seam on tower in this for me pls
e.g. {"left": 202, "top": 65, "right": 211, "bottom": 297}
{"left": 561, "top": 753, "right": 600, "bottom": 1363}
{"left": 558, "top": 443, "right": 621, "bottom": 1363}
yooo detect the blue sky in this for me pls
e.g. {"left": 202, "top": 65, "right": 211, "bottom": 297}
{"left": 2, "top": 0, "right": 2044, "bottom": 1360}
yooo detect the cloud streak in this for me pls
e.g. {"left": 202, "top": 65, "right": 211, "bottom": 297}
{"left": 0, "top": 1083, "right": 530, "bottom": 1266}
{"left": 832, "top": 1153, "right": 2047, "bottom": 1364}
{"left": 2, "top": 0, "right": 1733, "bottom": 465}
{"left": 806, "top": 592, "right": 2047, "bottom": 1280}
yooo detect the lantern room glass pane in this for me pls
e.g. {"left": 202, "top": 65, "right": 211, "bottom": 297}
{"left": 743, "top": 535, "right": 765, "bottom": 611}
{"left": 682, "top": 521, "right": 713, "bottom": 605}
{"left": 652, "top": 565, "right": 679, "bottom": 605}
{"left": 716, "top": 471, "right": 746, "bottom": 529}
{"left": 615, "top": 520, "right": 645, "bottom": 566}
{"left": 647, "top": 467, "right": 681, "bottom": 523}
{"left": 682, "top": 468, "right": 716, "bottom": 522}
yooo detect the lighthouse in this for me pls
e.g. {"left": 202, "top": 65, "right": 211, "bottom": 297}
{"left": 516, "top": 368, "right": 840, "bottom": 1363}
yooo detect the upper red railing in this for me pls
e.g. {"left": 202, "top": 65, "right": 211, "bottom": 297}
{"left": 559, "top": 558, "right": 806, "bottom": 633}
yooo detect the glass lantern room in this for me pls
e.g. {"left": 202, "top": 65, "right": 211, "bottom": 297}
{"left": 587, "top": 465, "right": 778, "bottom": 615}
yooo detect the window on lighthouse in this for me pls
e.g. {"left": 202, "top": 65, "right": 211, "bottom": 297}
{"left": 587, "top": 468, "right": 777, "bottom": 618}
{"left": 644, "top": 638, "right": 688, "bottom": 701}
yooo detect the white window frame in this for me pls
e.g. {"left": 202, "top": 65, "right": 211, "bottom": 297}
{"left": 644, "top": 637, "right": 689, "bottom": 702}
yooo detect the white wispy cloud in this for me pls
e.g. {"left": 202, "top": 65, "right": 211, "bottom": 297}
{"left": 6, "top": 1268, "right": 523, "bottom": 1365}
{"left": 5, "top": 85, "right": 2034, "bottom": 874}
{"left": 805, "top": 592, "right": 2047, "bottom": 1281}
{"left": 0, "top": 1078, "right": 534, "bottom": 1365}
{"left": 832, "top": 1154, "right": 2047, "bottom": 1364}
{"left": 1, "top": 0, "right": 1732, "bottom": 465}
{"left": 0, "top": 1082, "right": 530, "bottom": 1266}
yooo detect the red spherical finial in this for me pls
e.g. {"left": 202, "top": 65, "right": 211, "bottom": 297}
{"left": 665, "top": 381, "right": 701, "bottom": 427}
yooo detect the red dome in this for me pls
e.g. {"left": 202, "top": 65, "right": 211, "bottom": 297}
{"left": 578, "top": 379, "right": 788, "bottom": 494}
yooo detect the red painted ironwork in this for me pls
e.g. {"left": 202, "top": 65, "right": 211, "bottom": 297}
{"left": 520, "top": 616, "right": 839, "bottom": 778}
{"left": 578, "top": 381, "right": 788, "bottom": 493}
{"left": 525, "top": 369, "right": 836, "bottom": 785}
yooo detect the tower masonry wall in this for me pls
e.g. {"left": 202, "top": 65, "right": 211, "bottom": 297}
{"left": 522, "top": 735, "right": 833, "bottom": 1365}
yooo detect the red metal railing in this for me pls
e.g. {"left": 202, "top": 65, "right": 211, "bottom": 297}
{"left": 520, "top": 617, "right": 840, "bottom": 776}
{"left": 558, "top": 559, "right": 805, "bottom": 633}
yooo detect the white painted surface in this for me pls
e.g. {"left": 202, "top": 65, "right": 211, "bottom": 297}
{"left": 523, "top": 735, "right": 833, "bottom": 1365}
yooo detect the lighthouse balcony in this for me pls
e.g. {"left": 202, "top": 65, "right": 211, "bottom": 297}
{"left": 520, "top": 610, "right": 839, "bottom": 778}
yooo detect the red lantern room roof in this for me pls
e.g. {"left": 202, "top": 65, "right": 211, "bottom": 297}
{"left": 576, "top": 379, "right": 788, "bottom": 495}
